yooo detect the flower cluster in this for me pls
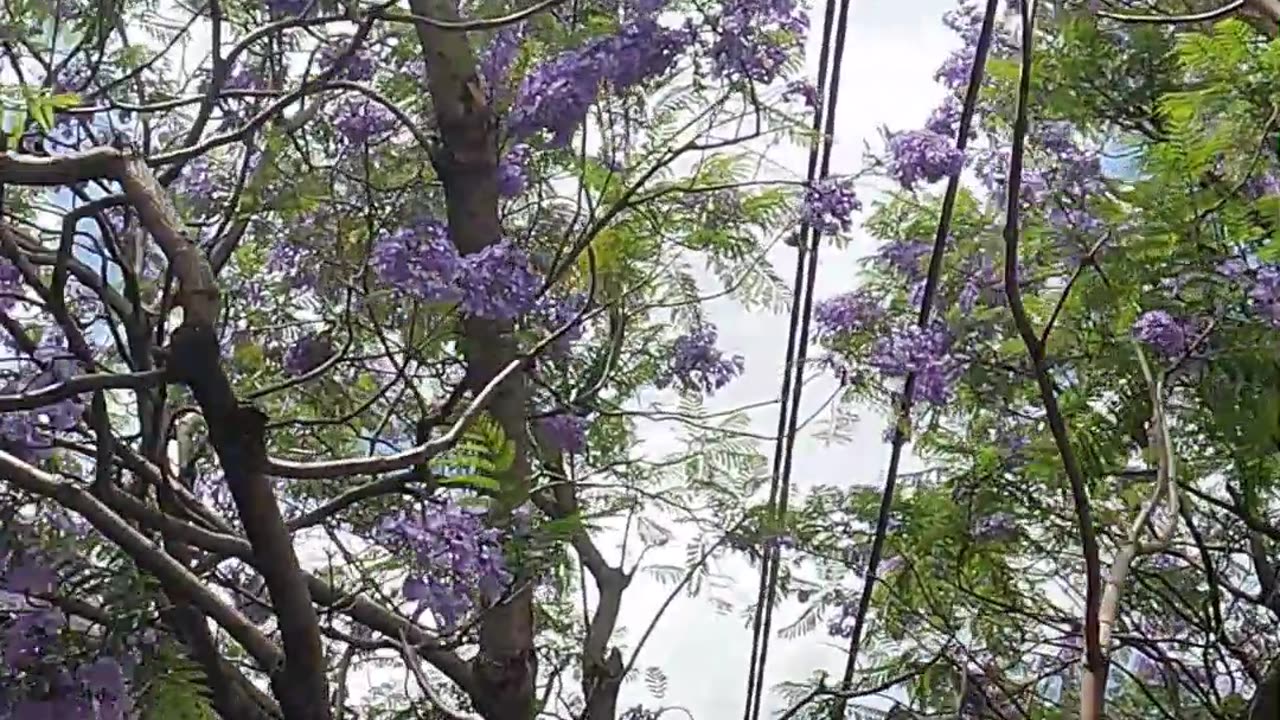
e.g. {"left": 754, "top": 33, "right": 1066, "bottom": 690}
{"left": 283, "top": 333, "right": 334, "bottom": 377}
{"left": 925, "top": 95, "right": 963, "bottom": 137}
{"left": 526, "top": 291, "right": 589, "bottom": 353}
{"left": 0, "top": 259, "right": 22, "bottom": 312}
{"left": 0, "top": 552, "right": 131, "bottom": 719}
{"left": 868, "top": 324, "right": 961, "bottom": 405}
{"left": 174, "top": 157, "right": 215, "bottom": 200}
{"left": 509, "top": 17, "right": 691, "bottom": 145}
{"left": 266, "top": 0, "right": 309, "bottom": 15}
{"left": 317, "top": 43, "right": 375, "bottom": 82}
{"left": 480, "top": 25, "right": 526, "bottom": 99}
{"left": 1132, "top": 310, "right": 1189, "bottom": 358}
{"left": 1, "top": 341, "right": 84, "bottom": 464}
{"left": 456, "top": 241, "right": 543, "bottom": 321}
{"left": 886, "top": 129, "right": 965, "bottom": 190}
{"left": 497, "top": 144, "right": 532, "bottom": 197}
{"left": 372, "top": 221, "right": 545, "bottom": 321}
{"left": 1249, "top": 265, "right": 1280, "bottom": 326}
{"left": 876, "top": 238, "right": 931, "bottom": 280}
{"left": 801, "top": 177, "right": 861, "bottom": 235}
{"left": 372, "top": 220, "right": 462, "bottom": 304}
{"left": 537, "top": 413, "right": 590, "bottom": 454}
{"left": 783, "top": 79, "right": 819, "bottom": 110}
{"left": 1245, "top": 171, "right": 1280, "bottom": 200}
{"left": 657, "top": 324, "right": 745, "bottom": 395}
{"left": 224, "top": 65, "right": 266, "bottom": 92}
{"left": 813, "top": 290, "right": 881, "bottom": 338}
{"left": 379, "top": 499, "right": 512, "bottom": 631}
{"left": 709, "top": 0, "right": 807, "bottom": 84}
{"left": 267, "top": 239, "right": 319, "bottom": 290}
{"left": 333, "top": 98, "right": 397, "bottom": 145}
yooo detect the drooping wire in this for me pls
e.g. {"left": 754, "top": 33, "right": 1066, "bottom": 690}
{"left": 827, "top": 1, "right": 1003, "bottom": 718}
{"left": 740, "top": 0, "right": 855, "bottom": 716}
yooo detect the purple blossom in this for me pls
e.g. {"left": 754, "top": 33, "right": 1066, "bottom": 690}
{"left": 2, "top": 559, "right": 56, "bottom": 596}
{"left": 456, "top": 240, "right": 542, "bottom": 321}
{"left": 224, "top": 65, "right": 266, "bottom": 91}
{"left": 480, "top": 25, "right": 526, "bottom": 98}
{"left": 333, "top": 98, "right": 397, "bottom": 144}
{"left": 657, "top": 324, "right": 745, "bottom": 395}
{"left": 266, "top": 0, "right": 309, "bottom": 15}
{"left": 868, "top": 324, "right": 961, "bottom": 405}
{"left": 1217, "top": 257, "right": 1248, "bottom": 279}
{"left": 710, "top": 0, "right": 808, "bottom": 84}
{"left": 267, "top": 240, "right": 318, "bottom": 289}
{"left": 934, "top": 46, "right": 975, "bottom": 89}
{"left": 1047, "top": 207, "right": 1104, "bottom": 242}
{"left": 318, "top": 43, "right": 375, "bottom": 82}
{"left": 1250, "top": 265, "right": 1280, "bottom": 325}
{"left": 875, "top": 238, "right": 930, "bottom": 279}
{"left": 174, "top": 156, "right": 215, "bottom": 199}
{"left": 379, "top": 498, "right": 512, "bottom": 631}
{"left": 886, "top": 130, "right": 965, "bottom": 190}
{"left": 509, "top": 19, "right": 690, "bottom": 145}
{"left": 801, "top": 177, "right": 861, "bottom": 235}
{"left": 3, "top": 610, "right": 66, "bottom": 669}
{"left": 283, "top": 333, "right": 334, "bottom": 377}
{"left": 0, "top": 259, "right": 22, "bottom": 312}
{"left": 527, "top": 291, "right": 589, "bottom": 353}
{"left": 783, "top": 79, "right": 819, "bottom": 109}
{"left": 371, "top": 220, "right": 463, "bottom": 305}
{"left": 1245, "top": 171, "right": 1280, "bottom": 200}
{"left": 814, "top": 291, "right": 881, "bottom": 338}
{"left": 537, "top": 414, "right": 589, "bottom": 454}
{"left": 77, "top": 658, "right": 129, "bottom": 719}
{"left": 1132, "top": 310, "right": 1188, "bottom": 357}
{"left": 925, "top": 96, "right": 962, "bottom": 137}
{"left": 497, "top": 144, "right": 532, "bottom": 197}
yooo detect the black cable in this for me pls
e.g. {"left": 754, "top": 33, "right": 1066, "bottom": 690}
{"left": 740, "top": 0, "right": 854, "bottom": 715}
{"left": 829, "top": 1, "right": 1003, "bottom": 717}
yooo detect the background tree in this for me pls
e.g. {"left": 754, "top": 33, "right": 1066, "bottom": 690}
{"left": 0, "top": 0, "right": 825, "bottom": 718}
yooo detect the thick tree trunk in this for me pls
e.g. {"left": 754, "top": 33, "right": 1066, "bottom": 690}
{"left": 408, "top": 1, "right": 538, "bottom": 717}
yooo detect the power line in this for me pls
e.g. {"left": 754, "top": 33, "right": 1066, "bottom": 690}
{"left": 740, "top": 0, "right": 855, "bottom": 716}
{"left": 828, "top": 1, "right": 1003, "bottom": 718}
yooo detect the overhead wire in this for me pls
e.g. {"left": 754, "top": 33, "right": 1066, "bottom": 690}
{"left": 827, "top": 1, "right": 1003, "bottom": 718}
{"left": 740, "top": 0, "right": 855, "bottom": 715}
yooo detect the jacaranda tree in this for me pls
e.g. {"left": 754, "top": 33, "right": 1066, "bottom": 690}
{"left": 783, "top": 1, "right": 1280, "bottom": 719}
{"left": 4, "top": 0, "right": 1280, "bottom": 719}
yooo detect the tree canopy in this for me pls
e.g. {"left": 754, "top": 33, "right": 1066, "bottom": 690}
{"left": 0, "top": 1, "right": 1279, "bottom": 719}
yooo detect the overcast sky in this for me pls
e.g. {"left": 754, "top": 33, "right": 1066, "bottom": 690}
{"left": 608, "top": 2, "right": 960, "bottom": 716}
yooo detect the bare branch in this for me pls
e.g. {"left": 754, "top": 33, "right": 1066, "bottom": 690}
{"left": 0, "top": 449, "right": 285, "bottom": 673}
{"left": 0, "top": 370, "right": 165, "bottom": 413}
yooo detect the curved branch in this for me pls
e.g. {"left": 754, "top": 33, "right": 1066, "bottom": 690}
{"left": 1095, "top": 0, "right": 1245, "bottom": 24}
{"left": 0, "top": 370, "right": 165, "bottom": 412}
{"left": 0, "top": 449, "right": 285, "bottom": 672}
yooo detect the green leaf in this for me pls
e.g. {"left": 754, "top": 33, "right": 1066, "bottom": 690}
{"left": 438, "top": 474, "right": 502, "bottom": 492}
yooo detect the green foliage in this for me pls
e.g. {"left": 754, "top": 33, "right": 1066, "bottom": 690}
{"left": 137, "top": 652, "right": 218, "bottom": 720}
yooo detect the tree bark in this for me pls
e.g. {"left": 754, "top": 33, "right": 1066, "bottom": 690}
{"left": 408, "top": 1, "right": 537, "bottom": 717}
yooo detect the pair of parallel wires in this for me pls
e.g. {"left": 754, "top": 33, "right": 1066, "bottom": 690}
{"left": 740, "top": 1, "right": 1003, "bottom": 718}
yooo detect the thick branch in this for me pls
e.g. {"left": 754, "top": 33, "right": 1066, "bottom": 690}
{"left": 0, "top": 147, "right": 220, "bottom": 325}
{"left": 0, "top": 449, "right": 285, "bottom": 672}
{"left": 167, "top": 324, "right": 330, "bottom": 720}
{"left": 0, "top": 369, "right": 164, "bottom": 412}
